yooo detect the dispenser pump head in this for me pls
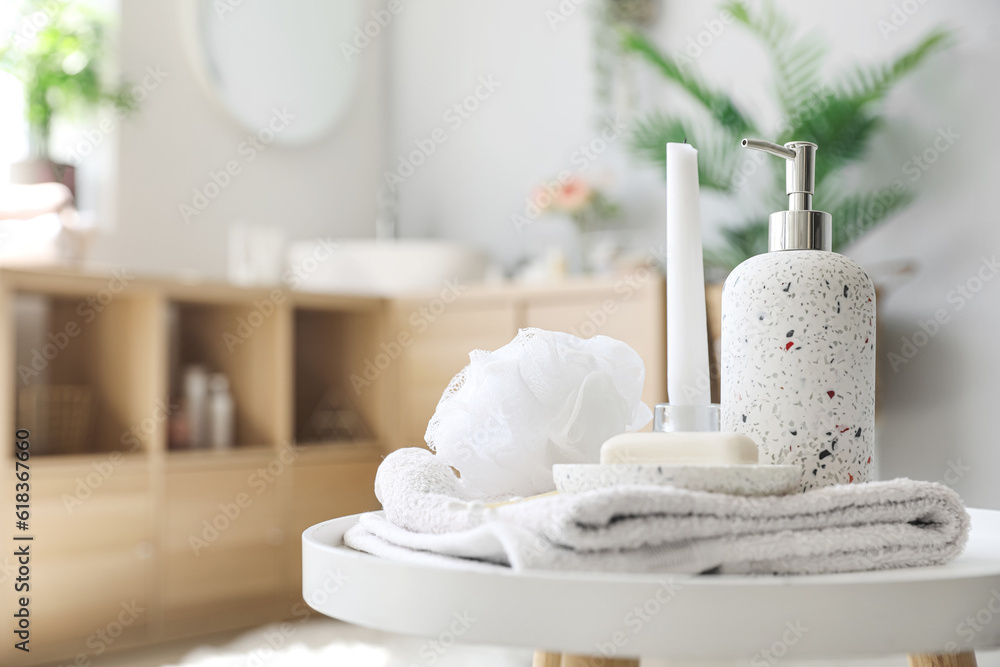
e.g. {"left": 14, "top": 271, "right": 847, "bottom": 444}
{"left": 741, "top": 138, "right": 832, "bottom": 252}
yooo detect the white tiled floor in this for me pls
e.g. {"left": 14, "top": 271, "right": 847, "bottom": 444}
{"left": 48, "top": 620, "right": 1000, "bottom": 667}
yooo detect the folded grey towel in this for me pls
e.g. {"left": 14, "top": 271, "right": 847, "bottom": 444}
{"left": 344, "top": 448, "right": 971, "bottom": 574}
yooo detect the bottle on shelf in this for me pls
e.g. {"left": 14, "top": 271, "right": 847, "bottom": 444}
{"left": 207, "top": 372, "right": 234, "bottom": 450}
{"left": 183, "top": 365, "right": 209, "bottom": 449}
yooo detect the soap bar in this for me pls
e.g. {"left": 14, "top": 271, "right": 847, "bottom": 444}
{"left": 600, "top": 432, "right": 759, "bottom": 465}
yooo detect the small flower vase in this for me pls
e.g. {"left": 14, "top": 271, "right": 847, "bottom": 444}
{"left": 573, "top": 211, "right": 598, "bottom": 275}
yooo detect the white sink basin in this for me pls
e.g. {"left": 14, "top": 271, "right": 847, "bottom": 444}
{"left": 286, "top": 239, "right": 489, "bottom": 295}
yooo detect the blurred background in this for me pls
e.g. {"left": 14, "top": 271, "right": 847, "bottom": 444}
{"left": 0, "top": 0, "right": 998, "bottom": 665}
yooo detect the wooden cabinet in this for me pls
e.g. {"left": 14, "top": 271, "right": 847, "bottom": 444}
{"left": 161, "top": 454, "right": 284, "bottom": 634}
{"left": 157, "top": 449, "right": 383, "bottom": 636}
{"left": 0, "top": 270, "right": 390, "bottom": 665}
{"left": 0, "top": 268, "right": 666, "bottom": 665}
{"left": 0, "top": 457, "right": 152, "bottom": 665}
{"left": 385, "top": 274, "right": 666, "bottom": 449}
{"left": 284, "top": 451, "right": 381, "bottom": 603}
{"left": 523, "top": 276, "right": 666, "bottom": 410}
{"left": 387, "top": 297, "right": 520, "bottom": 447}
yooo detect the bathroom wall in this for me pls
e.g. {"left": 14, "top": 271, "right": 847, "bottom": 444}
{"left": 836, "top": 0, "right": 1000, "bottom": 513}
{"left": 385, "top": 0, "right": 754, "bottom": 267}
{"left": 387, "top": 0, "right": 1000, "bottom": 509}
{"left": 385, "top": 0, "right": 646, "bottom": 270}
{"left": 89, "top": 0, "right": 385, "bottom": 278}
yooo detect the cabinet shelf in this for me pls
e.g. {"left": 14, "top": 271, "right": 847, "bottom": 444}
{"left": 167, "top": 299, "right": 284, "bottom": 451}
{"left": 292, "top": 306, "right": 384, "bottom": 447}
{"left": 12, "top": 289, "right": 159, "bottom": 456}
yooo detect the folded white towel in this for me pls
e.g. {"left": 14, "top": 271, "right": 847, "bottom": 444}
{"left": 343, "top": 448, "right": 971, "bottom": 575}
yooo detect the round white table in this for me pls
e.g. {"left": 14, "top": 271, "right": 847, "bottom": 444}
{"left": 303, "top": 508, "right": 1000, "bottom": 667}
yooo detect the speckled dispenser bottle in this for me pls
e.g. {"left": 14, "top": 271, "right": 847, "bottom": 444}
{"left": 721, "top": 139, "right": 876, "bottom": 491}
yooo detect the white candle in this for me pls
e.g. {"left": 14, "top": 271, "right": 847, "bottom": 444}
{"left": 666, "top": 143, "right": 711, "bottom": 407}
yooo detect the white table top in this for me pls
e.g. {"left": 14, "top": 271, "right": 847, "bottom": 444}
{"left": 302, "top": 508, "right": 1000, "bottom": 660}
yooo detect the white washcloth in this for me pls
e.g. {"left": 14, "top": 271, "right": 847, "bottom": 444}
{"left": 344, "top": 448, "right": 971, "bottom": 575}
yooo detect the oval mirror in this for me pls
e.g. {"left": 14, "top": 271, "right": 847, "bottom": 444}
{"left": 183, "top": 0, "right": 363, "bottom": 146}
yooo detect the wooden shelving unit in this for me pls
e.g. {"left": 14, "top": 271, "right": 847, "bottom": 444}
{"left": 0, "top": 269, "right": 386, "bottom": 665}
{"left": 0, "top": 266, "right": 667, "bottom": 665}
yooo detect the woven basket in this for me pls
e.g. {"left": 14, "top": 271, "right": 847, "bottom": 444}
{"left": 18, "top": 385, "right": 94, "bottom": 455}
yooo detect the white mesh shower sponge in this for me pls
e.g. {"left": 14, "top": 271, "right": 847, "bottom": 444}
{"left": 425, "top": 328, "right": 652, "bottom": 498}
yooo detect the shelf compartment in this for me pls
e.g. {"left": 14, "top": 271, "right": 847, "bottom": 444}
{"left": 167, "top": 299, "right": 286, "bottom": 450}
{"left": 12, "top": 290, "right": 160, "bottom": 455}
{"left": 292, "top": 307, "right": 383, "bottom": 447}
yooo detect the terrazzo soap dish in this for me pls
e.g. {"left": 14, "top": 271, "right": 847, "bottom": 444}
{"left": 553, "top": 405, "right": 801, "bottom": 496}
{"left": 554, "top": 142, "right": 799, "bottom": 498}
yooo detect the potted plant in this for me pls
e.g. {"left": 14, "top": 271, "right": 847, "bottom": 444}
{"left": 0, "top": 0, "right": 131, "bottom": 195}
{"left": 618, "top": 1, "right": 952, "bottom": 398}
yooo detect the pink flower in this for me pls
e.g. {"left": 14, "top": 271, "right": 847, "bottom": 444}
{"left": 532, "top": 175, "right": 594, "bottom": 215}
{"left": 554, "top": 176, "right": 592, "bottom": 213}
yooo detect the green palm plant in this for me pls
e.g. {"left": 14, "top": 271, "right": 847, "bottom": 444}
{"left": 621, "top": 1, "right": 952, "bottom": 270}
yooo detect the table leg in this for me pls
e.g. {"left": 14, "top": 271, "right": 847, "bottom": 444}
{"left": 560, "top": 654, "right": 639, "bottom": 667}
{"left": 907, "top": 652, "right": 978, "bottom": 667}
{"left": 532, "top": 651, "right": 561, "bottom": 667}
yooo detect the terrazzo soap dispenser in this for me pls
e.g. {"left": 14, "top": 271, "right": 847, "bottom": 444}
{"left": 721, "top": 139, "right": 876, "bottom": 491}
